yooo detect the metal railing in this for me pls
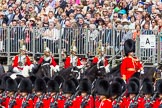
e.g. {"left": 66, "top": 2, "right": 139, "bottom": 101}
{"left": 0, "top": 26, "right": 161, "bottom": 66}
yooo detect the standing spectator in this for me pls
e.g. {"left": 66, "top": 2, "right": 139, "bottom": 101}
{"left": 13, "top": 8, "right": 23, "bottom": 20}
{"left": 7, "top": 7, "right": 15, "bottom": 25}
{"left": 132, "top": 24, "right": 141, "bottom": 41}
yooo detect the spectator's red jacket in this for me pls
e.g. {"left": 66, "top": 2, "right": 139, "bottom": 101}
{"left": 64, "top": 56, "right": 82, "bottom": 69}
{"left": 12, "top": 55, "right": 32, "bottom": 68}
{"left": 38, "top": 56, "right": 57, "bottom": 67}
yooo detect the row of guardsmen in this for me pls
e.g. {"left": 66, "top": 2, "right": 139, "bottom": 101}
{"left": 1, "top": 74, "right": 162, "bottom": 108}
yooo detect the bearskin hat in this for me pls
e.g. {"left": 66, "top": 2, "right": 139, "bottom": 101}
{"left": 79, "top": 78, "right": 92, "bottom": 94}
{"left": 70, "top": 77, "right": 79, "bottom": 88}
{"left": 19, "top": 78, "right": 32, "bottom": 93}
{"left": 5, "top": 78, "right": 17, "bottom": 92}
{"left": 53, "top": 75, "right": 64, "bottom": 86}
{"left": 157, "top": 79, "right": 162, "bottom": 94}
{"left": 34, "top": 78, "right": 46, "bottom": 93}
{"left": 109, "top": 81, "right": 122, "bottom": 97}
{"left": 96, "top": 79, "right": 110, "bottom": 98}
{"left": 129, "top": 77, "right": 140, "bottom": 89}
{"left": 28, "top": 75, "right": 37, "bottom": 87}
{"left": 124, "top": 39, "right": 135, "bottom": 56}
{"left": 62, "top": 79, "right": 76, "bottom": 94}
{"left": 114, "top": 77, "right": 126, "bottom": 92}
{"left": 127, "top": 81, "right": 139, "bottom": 94}
{"left": 1, "top": 75, "right": 11, "bottom": 90}
{"left": 143, "top": 82, "right": 153, "bottom": 95}
{"left": 47, "top": 80, "right": 59, "bottom": 92}
{"left": 43, "top": 76, "right": 50, "bottom": 84}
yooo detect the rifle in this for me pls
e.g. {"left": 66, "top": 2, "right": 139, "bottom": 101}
{"left": 9, "top": 92, "right": 18, "bottom": 108}
{"left": 64, "top": 85, "right": 80, "bottom": 108}
{"left": 129, "top": 85, "right": 143, "bottom": 108}
{"left": 36, "top": 93, "right": 45, "bottom": 108}
{"left": 22, "top": 93, "right": 31, "bottom": 108}
{"left": 0, "top": 91, "right": 7, "bottom": 104}
{"left": 144, "top": 91, "right": 158, "bottom": 108}
{"left": 113, "top": 90, "right": 127, "bottom": 108}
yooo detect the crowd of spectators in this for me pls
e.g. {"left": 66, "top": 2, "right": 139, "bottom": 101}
{"left": 0, "top": 0, "right": 161, "bottom": 54}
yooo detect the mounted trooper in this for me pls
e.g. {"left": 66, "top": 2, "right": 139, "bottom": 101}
{"left": 64, "top": 40, "right": 83, "bottom": 69}
{"left": 92, "top": 40, "right": 110, "bottom": 73}
{"left": 11, "top": 42, "right": 34, "bottom": 79}
{"left": 37, "top": 42, "right": 59, "bottom": 77}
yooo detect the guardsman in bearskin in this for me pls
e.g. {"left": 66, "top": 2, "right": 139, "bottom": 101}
{"left": 33, "top": 78, "right": 47, "bottom": 108}
{"left": 1, "top": 77, "right": 18, "bottom": 108}
{"left": 64, "top": 40, "right": 83, "bottom": 69}
{"left": 138, "top": 80, "right": 155, "bottom": 108}
{"left": 110, "top": 81, "right": 124, "bottom": 108}
{"left": 154, "top": 79, "right": 162, "bottom": 108}
{"left": 123, "top": 79, "right": 141, "bottom": 108}
{"left": 15, "top": 78, "right": 33, "bottom": 108}
{"left": 92, "top": 40, "right": 109, "bottom": 73}
{"left": 75, "top": 78, "right": 94, "bottom": 108}
{"left": 11, "top": 43, "right": 34, "bottom": 79}
{"left": 96, "top": 79, "right": 112, "bottom": 108}
{"left": 60, "top": 79, "right": 77, "bottom": 108}
{"left": 120, "top": 39, "right": 144, "bottom": 82}
{"left": 38, "top": 42, "right": 59, "bottom": 77}
{"left": 47, "top": 79, "right": 59, "bottom": 108}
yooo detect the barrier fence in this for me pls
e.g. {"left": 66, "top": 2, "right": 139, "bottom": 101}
{"left": 0, "top": 26, "right": 161, "bottom": 66}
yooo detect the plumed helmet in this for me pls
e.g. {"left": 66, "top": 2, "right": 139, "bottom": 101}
{"left": 62, "top": 79, "right": 76, "bottom": 94}
{"left": 34, "top": 78, "right": 47, "bottom": 93}
{"left": 142, "top": 82, "right": 153, "bottom": 95}
{"left": 47, "top": 80, "right": 59, "bottom": 92}
{"left": 70, "top": 40, "right": 77, "bottom": 52}
{"left": 96, "top": 79, "right": 110, "bottom": 98}
{"left": 127, "top": 81, "right": 139, "bottom": 94}
{"left": 124, "top": 39, "right": 135, "bottom": 56}
{"left": 79, "top": 78, "right": 92, "bottom": 94}
{"left": 19, "top": 78, "right": 32, "bottom": 93}
{"left": 5, "top": 78, "right": 17, "bottom": 92}
{"left": 44, "top": 41, "right": 50, "bottom": 52}
{"left": 109, "top": 81, "right": 122, "bottom": 97}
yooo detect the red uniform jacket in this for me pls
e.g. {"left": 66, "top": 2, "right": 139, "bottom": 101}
{"left": 75, "top": 95, "right": 94, "bottom": 108}
{"left": 64, "top": 56, "right": 82, "bottom": 69}
{"left": 15, "top": 97, "right": 34, "bottom": 108}
{"left": 120, "top": 56, "right": 142, "bottom": 81}
{"left": 153, "top": 98, "right": 162, "bottom": 108}
{"left": 95, "top": 96, "right": 101, "bottom": 108}
{"left": 138, "top": 97, "right": 155, "bottom": 108}
{"left": 112, "top": 98, "right": 125, "bottom": 108}
{"left": 99, "top": 99, "right": 112, "bottom": 108}
{"left": 123, "top": 97, "right": 142, "bottom": 108}
{"left": 38, "top": 56, "right": 57, "bottom": 66}
{"left": 12, "top": 55, "right": 32, "bottom": 67}
{"left": 92, "top": 56, "right": 108, "bottom": 66}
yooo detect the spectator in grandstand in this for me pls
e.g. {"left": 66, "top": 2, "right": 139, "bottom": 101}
{"left": 7, "top": 7, "right": 14, "bottom": 25}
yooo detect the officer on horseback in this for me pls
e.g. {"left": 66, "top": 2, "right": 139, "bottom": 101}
{"left": 64, "top": 40, "right": 83, "bottom": 69}
{"left": 92, "top": 40, "right": 109, "bottom": 73}
{"left": 11, "top": 44, "right": 34, "bottom": 79}
{"left": 38, "top": 45, "right": 59, "bottom": 77}
{"left": 120, "top": 39, "right": 144, "bottom": 82}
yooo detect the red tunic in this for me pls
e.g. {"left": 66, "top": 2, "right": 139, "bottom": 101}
{"left": 15, "top": 97, "right": 34, "bottom": 108}
{"left": 75, "top": 95, "right": 94, "bottom": 108}
{"left": 99, "top": 99, "right": 112, "bottom": 108}
{"left": 38, "top": 56, "right": 57, "bottom": 66}
{"left": 95, "top": 96, "right": 101, "bottom": 108}
{"left": 12, "top": 55, "right": 32, "bottom": 67}
{"left": 123, "top": 97, "right": 142, "bottom": 108}
{"left": 153, "top": 98, "right": 162, "bottom": 108}
{"left": 92, "top": 56, "right": 108, "bottom": 66}
{"left": 138, "top": 97, "right": 155, "bottom": 108}
{"left": 64, "top": 56, "right": 82, "bottom": 69}
{"left": 120, "top": 56, "right": 137, "bottom": 81}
